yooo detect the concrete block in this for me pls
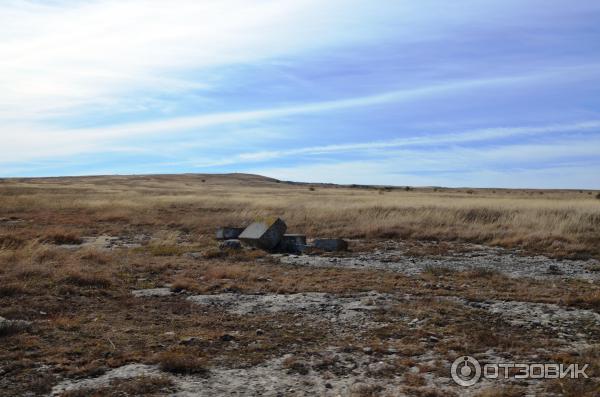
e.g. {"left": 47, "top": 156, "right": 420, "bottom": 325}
{"left": 216, "top": 227, "right": 245, "bottom": 240}
{"left": 219, "top": 239, "right": 242, "bottom": 250}
{"left": 276, "top": 234, "right": 307, "bottom": 253}
{"left": 313, "top": 238, "right": 348, "bottom": 252}
{"left": 239, "top": 218, "right": 287, "bottom": 250}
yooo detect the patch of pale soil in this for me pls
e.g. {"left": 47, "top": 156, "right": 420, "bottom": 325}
{"left": 0, "top": 217, "right": 26, "bottom": 226}
{"left": 131, "top": 287, "right": 174, "bottom": 298}
{"left": 57, "top": 234, "right": 151, "bottom": 250}
{"left": 50, "top": 349, "right": 557, "bottom": 396}
{"left": 50, "top": 350, "right": 451, "bottom": 397}
{"left": 470, "top": 299, "right": 600, "bottom": 343}
{"left": 278, "top": 241, "right": 600, "bottom": 281}
{"left": 187, "top": 291, "right": 405, "bottom": 323}
{"left": 51, "top": 364, "right": 162, "bottom": 395}
{"left": 441, "top": 296, "right": 600, "bottom": 351}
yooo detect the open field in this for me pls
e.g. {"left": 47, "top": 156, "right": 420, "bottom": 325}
{"left": 1, "top": 173, "right": 599, "bottom": 259}
{"left": 1, "top": 174, "right": 600, "bottom": 396}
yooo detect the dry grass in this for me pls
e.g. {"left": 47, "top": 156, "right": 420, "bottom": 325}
{"left": 156, "top": 351, "right": 210, "bottom": 376}
{"left": 0, "top": 173, "right": 597, "bottom": 258}
{"left": 59, "top": 376, "right": 173, "bottom": 397}
{"left": 1, "top": 173, "right": 599, "bottom": 395}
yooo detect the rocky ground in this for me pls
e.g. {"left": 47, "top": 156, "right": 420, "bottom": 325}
{"left": 2, "top": 237, "right": 600, "bottom": 396}
{"left": 279, "top": 240, "right": 600, "bottom": 281}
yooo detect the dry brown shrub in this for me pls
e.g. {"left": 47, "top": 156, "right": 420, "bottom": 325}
{"left": 62, "top": 270, "right": 111, "bottom": 288}
{"left": 156, "top": 351, "right": 210, "bottom": 376}
{"left": 0, "top": 235, "right": 25, "bottom": 250}
{"left": 42, "top": 229, "right": 82, "bottom": 245}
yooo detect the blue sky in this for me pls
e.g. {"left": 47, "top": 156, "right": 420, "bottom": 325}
{"left": 1, "top": 0, "right": 600, "bottom": 188}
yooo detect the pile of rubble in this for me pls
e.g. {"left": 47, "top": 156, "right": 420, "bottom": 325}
{"left": 215, "top": 217, "right": 347, "bottom": 254}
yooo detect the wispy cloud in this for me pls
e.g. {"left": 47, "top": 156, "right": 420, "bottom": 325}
{"left": 1, "top": 1, "right": 599, "bottom": 186}
{"left": 230, "top": 120, "right": 600, "bottom": 164}
{"left": 252, "top": 137, "right": 600, "bottom": 188}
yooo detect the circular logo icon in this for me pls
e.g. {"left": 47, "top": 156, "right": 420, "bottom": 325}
{"left": 451, "top": 356, "right": 481, "bottom": 386}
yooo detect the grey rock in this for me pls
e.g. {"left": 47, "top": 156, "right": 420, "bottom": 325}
{"left": 179, "top": 336, "right": 203, "bottom": 346}
{"left": 368, "top": 361, "right": 394, "bottom": 375}
{"left": 131, "top": 287, "right": 174, "bottom": 297}
{"left": 220, "top": 333, "right": 235, "bottom": 342}
{"left": 0, "top": 316, "right": 31, "bottom": 336}
{"left": 216, "top": 227, "right": 245, "bottom": 240}
{"left": 219, "top": 239, "right": 242, "bottom": 250}
{"left": 239, "top": 218, "right": 287, "bottom": 250}
{"left": 276, "top": 234, "right": 308, "bottom": 253}
{"left": 184, "top": 252, "right": 202, "bottom": 259}
{"left": 313, "top": 238, "right": 348, "bottom": 252}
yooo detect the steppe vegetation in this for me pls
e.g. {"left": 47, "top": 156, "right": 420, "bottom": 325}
{"left": 1, "top": 174, "right": 599, "bottom": 396}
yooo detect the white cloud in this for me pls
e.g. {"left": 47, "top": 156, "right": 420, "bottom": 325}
{"left": 3, "top": 0, "right": 592, "bottom": 121}
{"left": 251, "top": 136, "right": 600, "bottom": 188}
{"left": 0, "top": 0, "right": 420, "bottom": 120}
{"left": 230, "top": 120, "right": 600, "bottom": 163}
{"left": 2, "top": 0, "right": 600, "bottom": 185}
{"left": 4, "top": 68, "right": 597, "bottom": 165}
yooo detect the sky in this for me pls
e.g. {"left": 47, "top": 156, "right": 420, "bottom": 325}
{"left": 1, "top": 0, "right": 600, "bottom": 188}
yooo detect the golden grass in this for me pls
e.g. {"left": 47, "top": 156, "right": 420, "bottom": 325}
{"left": 1, "top": 173, "right": 598, "bottom": 258}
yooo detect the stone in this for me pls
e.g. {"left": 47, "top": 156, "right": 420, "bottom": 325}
{"left": 179, "top": 336, "right": 203, "bottom": 346}
{"left": 313, "top": 238, "right": 348, "bottom": 252}
{"left": 276, "top": 234, "right": 308, "bottom": 253}
{"left": 220, "top": 333, "right": 235, "bottom": 342}
{"left": 219, "top": 239, "right": 242, "bottom": 250}
{"left": 368, "top": 361, "right": 394, "bottom": 375}
{"left": 238, "top": 218, "right": 287, "bottom": 250}
{"left": 216, "top": 227, "right": 245, "bottom": 240}
{"left": 131, "top": 287, "right": 174, "bottom": 297}
{"left": 547, "top": 264, "right": 562, "bottom": 275}
{"left": 0, "top": 316, "right": 31, "bottom": 336}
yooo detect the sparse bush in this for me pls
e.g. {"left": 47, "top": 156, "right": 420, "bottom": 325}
{"left": 423, "top": 265, "right": 455, "bottom": 276}
{"left": 282, "top": 356, "right": 310, "bottom": 375}
{"left": 203, "top": 263, "right": 249, "bottom": 281}
{"left": 349, "top": 382, "right": 384, "bottom": 397}
{"left": 0, "top": 318, "right": 31, "bottom": 337}
{"left": 596, "top": 192, "right": 600, "bottom": 200}
{"left": 546, "top": 348, "right": 600, "bottom": 396}
{"left": 42, "top": 231, "right": 82, "bottom": 245}
{"left": 170, "top": 276, "right": 197, "bottom": 292}
{"left": 0, "top": 283, "right": 29, "bottom": 297}
{"left": 309, "top": 186, "right": 315, "bottom": 191}
{"left": 403, "top": 372, "right": 426, "bottom": 387}
{"left": 61, "top": 376, "right": 173, "bottom": 397}
{"left": 157, "top": 351, "right": 210, "bottom": 376}
{"left": 465, "top": 268, "right": 502, "bottom": 278}
{"left": 148, "top": 244, "right": 183, "bottom": 256}
{"left": 13, "top": 261, "right": 52, "bottom": 279}
{"left": 63, "top": 271, "right": 111, "bottom": 288}
{"left": 78, "top": 248, "right": 112, "bottom": 265}
{"left": 565, "top": 291, "right": 600, "bottom": 311}
{"left": 202, "top": 247, "right": 225, "bottom": 259}
{"left": 0, "top": 235, "right": 25, "bottom": 250}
